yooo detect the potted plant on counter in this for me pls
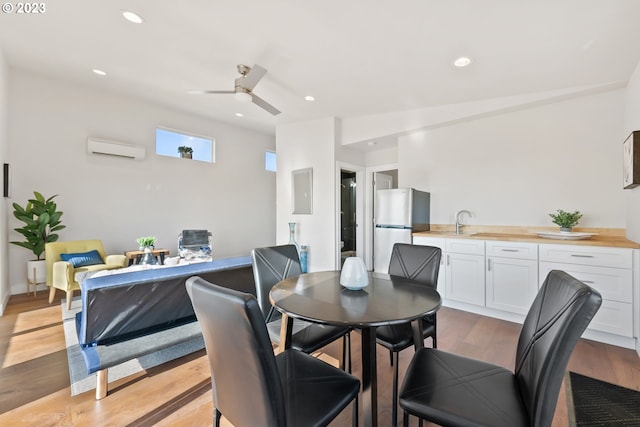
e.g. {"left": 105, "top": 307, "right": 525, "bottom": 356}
{"left": 549, "top": 209, "right": 582, "bottom": 232}
{"left": 11, "top": 191, "right": 65, "bottom": 288}
{"left": 178, "top": 146, "right": 193, "bottom": 159}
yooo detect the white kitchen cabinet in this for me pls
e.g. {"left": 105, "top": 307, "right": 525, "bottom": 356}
{"left": 412, "top": 236, "right": 446, "bottom": 297}
{"left": 445, "top": 239, "right": 485, "bottom": 306}
{"left": 486, "top": 241, "right": 538, "bottom": 316}
{"left": 539, "top": 244, "right": 634, "bottom": 338}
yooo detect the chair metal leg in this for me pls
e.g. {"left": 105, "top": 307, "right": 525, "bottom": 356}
{"left": 389, "top": 349, "right": 394, "bottom": 366}
{"left": 403, "top": 411, "right": 409, "bottom": 427}
{"left": 432, "top": 316, "right": 437, "bottom": 348}
{"left": 214, "top": 408, "right": 221, "bottom": 427}
{"left": 392, "top": 351, "right": 399, "bottom": 427}
{"left": 352, "top": 392, "right": 359, "bottom": 427}
{"left": 341, "top": 332, "right": 352, "bottom": 373}
{"left": 347, "top": 331, "right": 352, "bottom": 373}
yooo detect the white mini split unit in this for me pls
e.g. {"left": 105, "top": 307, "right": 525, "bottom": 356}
{"left": 87, "top": 138, "right": 146, "bottom": 160}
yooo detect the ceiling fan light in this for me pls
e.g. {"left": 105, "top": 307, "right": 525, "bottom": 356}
{"left": 234, "top": 91, "right": 252, "bottom": 103}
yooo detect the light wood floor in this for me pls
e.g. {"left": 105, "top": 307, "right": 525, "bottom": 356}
{"left": 1, "top": 291, "right": 639, "bottom": 426}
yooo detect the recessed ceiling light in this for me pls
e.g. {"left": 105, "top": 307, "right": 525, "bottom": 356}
{"left": 453, "top": 57, "right": 472, "bottom": 67}
{"left": 92, "top": 69, "right": 107, "bottom": 76}
{"left": 122, "top": 10, "right": 144, "bottom": 24}
{"left": 367, "top": 141, "right": 377, "bottom": 146}
{"left": 235, "top": 113, "right": 244, "bottom": 117}
{"left": 304, "top": 95, "right": 315, "bottom": 102}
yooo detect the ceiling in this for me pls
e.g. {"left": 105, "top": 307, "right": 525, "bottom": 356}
{"left": 2, "top": 1, "right": 640, "bottom": 145}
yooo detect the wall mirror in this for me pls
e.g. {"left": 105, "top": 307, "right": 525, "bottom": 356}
{"left": 292, "top": 168, "right": 313, "bottom": 214}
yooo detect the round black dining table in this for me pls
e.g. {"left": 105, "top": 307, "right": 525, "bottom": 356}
{"left": 270, "top": 270, "right": 441, "bottom": 427}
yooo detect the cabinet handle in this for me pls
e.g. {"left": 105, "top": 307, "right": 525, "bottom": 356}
{"left": 570, "top": 254, "right": 594, "bottom": 258}
{"left": 447, "top": 255, "right": 450, "bottom": 266}
{"left": 501, "top": 249, "right": 519, "bottom": 252}
{"left": 487, "top": 258, "right": 491, "bottom": 271}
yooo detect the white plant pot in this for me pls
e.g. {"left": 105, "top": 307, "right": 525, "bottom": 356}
{"left": 27, "top": 259, "right": 46, "bottom": 284}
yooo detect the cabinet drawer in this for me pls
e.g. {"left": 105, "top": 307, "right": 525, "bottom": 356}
{"left": 486, "top": 241, "right": 537, "bottom": 260}
{"left": 539, "top": 262, "right": 632, "bottom": 303}
{"left": 413, "top": 236, "right": 446, "bottom": 252}
{"left": 588, "top": 300, "right": 634, "bottom": 337}
{"left": 539, "top": 244, "right": 632, "bottom": 269}
{"left": 446, "top": 238, "right": 485, "bottom": 255}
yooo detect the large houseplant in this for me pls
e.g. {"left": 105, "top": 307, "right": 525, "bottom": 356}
{"left": 11, "top": 191, "right": 65, "bottom": 260}
{"left": 11, "top": 191, "right": 65, "bottom": 286}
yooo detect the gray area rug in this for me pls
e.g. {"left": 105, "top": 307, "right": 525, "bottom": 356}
{"left": 62, "top": 297, "right": 205, "bottom": 396}
{"left": 567, "top": 371, "right": 640, "bottom": 426}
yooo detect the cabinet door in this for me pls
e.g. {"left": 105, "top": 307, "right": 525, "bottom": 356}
{"left": 413, "top": 236, "right": 446, "bottom": 296}
{"left": 486, "top": 257, "right": 538, "bottom": 315}
{"left": 445, "top": 253, "right": 485, "bottom": 306}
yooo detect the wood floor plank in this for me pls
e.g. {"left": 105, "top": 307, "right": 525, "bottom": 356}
{"left": 0, "top": 291, "right": 638, "bottom": 426}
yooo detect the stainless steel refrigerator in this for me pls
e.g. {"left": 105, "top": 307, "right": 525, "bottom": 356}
{"left": 374, "top": 188, "right": 430, "bottom": 273}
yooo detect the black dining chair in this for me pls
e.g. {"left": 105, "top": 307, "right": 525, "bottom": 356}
{"left": 374, "top": 243, "right": 442, "bottom": 427}
{"left": 399, "top": 270, "right": 602, "bottom": 427}
{"left": 252, "top": 244, "right": 352, "bottom": 370}
{"left": 185, "top": 276, "right": 360, "bottom": 427}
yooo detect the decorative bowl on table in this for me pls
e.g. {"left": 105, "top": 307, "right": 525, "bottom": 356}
{"left": 340, "top": 257, "right": 369, "bottom": 290}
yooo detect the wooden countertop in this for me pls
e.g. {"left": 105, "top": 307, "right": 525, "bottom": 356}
{"left": 413, "top": 225, "right": 640, "bottom": 249}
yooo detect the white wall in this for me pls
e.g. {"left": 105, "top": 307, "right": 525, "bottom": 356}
{"left": 399, "top": 89, "right": 625, "bottom": 227}
{"left": 276, "top": 118, "right": 337, "bottom": 271}
{"left": 7, "top": 69, "right": 276, "bottom": 295}
{"left": 0, "top": 50, "right": 9, "bottom": 313}
{"left": 624, "top": 61, "right": 640, "bottom": 242}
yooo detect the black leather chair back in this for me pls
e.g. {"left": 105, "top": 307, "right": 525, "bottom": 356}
{"left": 515, "top": 270, "right": 602, "bottom": 426}
{"left": 388, "top": 243, "right": 441, "bottom": 286}
{"left": 186, "top": 277, "right": 287, "bottom": 427}
{"left": 251, "top": 245, "right": 302, "bottom": 321}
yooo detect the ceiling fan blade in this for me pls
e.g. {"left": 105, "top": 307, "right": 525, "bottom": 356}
{"left": 250, "top": 93, "right": 281, "bottom": 116}
{"left": 241, "top": 64, "right": 267, "bottom": 91}
{"left": 187, "top": 90, "right": 235, "bottom": 95}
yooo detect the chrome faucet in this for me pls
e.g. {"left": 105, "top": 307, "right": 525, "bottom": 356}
{"left": 455, "top": 210, "right": 472, "bottom": 235}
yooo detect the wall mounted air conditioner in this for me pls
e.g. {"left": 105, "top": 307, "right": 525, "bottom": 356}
{"left": 87, "top": 138, "right": 146, "bottom": 160}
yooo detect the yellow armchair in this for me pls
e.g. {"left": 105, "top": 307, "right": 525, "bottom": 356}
{"left": 46, "top": 240, "right": 127, "bottom": 309}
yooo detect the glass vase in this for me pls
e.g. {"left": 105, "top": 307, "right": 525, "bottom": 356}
{"left": 140, "top": 246, "right": 158, "bottom": 265}
{"left": 299, "top": 245, "right": 308, "bottom": 273}
{"left": 288, "top": 222, "right": 301, "bottom": 253}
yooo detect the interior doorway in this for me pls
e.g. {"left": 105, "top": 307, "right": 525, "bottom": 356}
{"left": 340, "top": 170, "right": 357, "bottom": 266}
{"left": 336, "top": 163, "right": 364, "bottom": 269}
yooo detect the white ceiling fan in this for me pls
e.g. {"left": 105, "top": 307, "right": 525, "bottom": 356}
{"left": 189, "top": 64, "right": 281, "bottom": 116}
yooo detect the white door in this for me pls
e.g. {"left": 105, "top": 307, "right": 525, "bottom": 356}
{"left": 375, "top": 172, "right": 393, "bottom": 191}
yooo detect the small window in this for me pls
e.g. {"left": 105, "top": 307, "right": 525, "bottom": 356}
{"left": 156, "top": 127, "right": 215, "bottom": 163}
{"left": 265, "top": 151, "right": 277, "bottom": 172}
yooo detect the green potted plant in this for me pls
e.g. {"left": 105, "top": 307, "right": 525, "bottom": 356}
{"left": 177, "top": 146, "right": 193, "bottom": 159}
{"left": 11, "top": 191, "right": 65, "bottom": 286}
{"left": 548, "top": 209, "right": 582, "bottom": 232}
{"left": 136, "top": 236, "right": 157, "bottom": 250}
{"left": 136, "top": 236, "right": 157, "bottom": 265}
